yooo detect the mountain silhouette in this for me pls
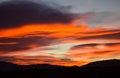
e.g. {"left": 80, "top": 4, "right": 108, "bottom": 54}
{"left": 82, "top": 59, "right": 120, "bottom": 67}
{"left": 24, "top": 64, "right": 68, "bottom": 70}
{"left": 0, "top": 61, "right": 67, "bottom": 71}
{"left": 80, "top": 59, "right": 120, "bottom": 78}
{"left": 0, "top": 59, "right": 120, "bottom": 78}
{"left": 0, "top": 61, "right": 21, "bottom": 71}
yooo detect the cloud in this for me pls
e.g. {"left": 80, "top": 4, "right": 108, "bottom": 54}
{"left": 0, "top": 0, "right": 76, "bottom": 29}
{"left": 0, "top": 55, "right": 86, "bottom": 66}
{"left": 0, "top": 24, "right": 120, "bottom": 66}
{"left": 71, "top": 43, "right": 120, "bottom": 50}
{"left": 77, "top": 29, "right": 120, "bottom": 34}
{"left": 85, "top": 12, "right": 120, "bottom": 27}
{"left": 77, "top": 30, "right": 120, "bottom": 40}
{"left": 0, "top": 27, "right": 120, "bottom": 66}
{"left": 0, "top": 3, "right": 120, "bottom": 67}
{"left": 68, "top": 42, "right": 120, "bottom": 60}
{"left": 0, "top": 36, "right": 57, "bottom": 52}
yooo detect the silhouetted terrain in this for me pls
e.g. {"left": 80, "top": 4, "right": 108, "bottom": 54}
{"left": 0, "top": 59, "right": 120, "bottom": 78}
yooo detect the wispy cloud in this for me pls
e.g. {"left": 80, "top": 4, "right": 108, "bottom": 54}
{"left": 0, "top": 0, "right": 120, "bottom": 66}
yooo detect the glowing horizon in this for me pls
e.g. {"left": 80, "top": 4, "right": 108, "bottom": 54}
{"left": 0, "top": 0, "right": 120, "bottom": 66}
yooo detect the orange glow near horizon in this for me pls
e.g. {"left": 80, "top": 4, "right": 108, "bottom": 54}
{"left": 0, "top": 21, "right": 120, "bottom": 66}
{"left": 0, "top": 0, "right": 120, "bottom": 67}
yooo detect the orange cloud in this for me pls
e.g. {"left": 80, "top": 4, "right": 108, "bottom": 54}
{"left": 1, "top": 0, "right": 120, "bottom": 67}
{"left": 0, "top": 22, "right": 120, "bottom": 66}
{"left": 0, "top": 55, "right": 88, "bottom": 66}
{"left": 0, "top": 23, "right": 89, "bottom": 38}
{"left": 67, "top": 43, "right": 120, "bottom": 60}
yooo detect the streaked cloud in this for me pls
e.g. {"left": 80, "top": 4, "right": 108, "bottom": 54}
{"left": 0, "top": 0, "right": 120, "bottom": 66}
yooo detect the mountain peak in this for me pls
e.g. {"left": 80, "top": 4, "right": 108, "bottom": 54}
{"left": 82, "top": 59, "right": 120, "bottom": 67}
{"left": 0, "top": 61, "right": 67, "bottom": 71}
{"left": 0, "top": 61, "right": 21, "bottom": 71}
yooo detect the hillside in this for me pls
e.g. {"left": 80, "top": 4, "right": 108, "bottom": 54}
{"left": 0, "top": 59, "right": 120, "bottom": 78}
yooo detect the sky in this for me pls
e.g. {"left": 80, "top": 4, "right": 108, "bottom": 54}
{"left": 0, "top": 0, "right": 120, "bottom": 66}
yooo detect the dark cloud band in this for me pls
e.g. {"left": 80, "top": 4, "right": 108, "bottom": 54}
{"left": 0, "top": 36, "right": 57, "bottom": 52}
{"left": 71, "top": 43, "right": 120, "bottom": 50}
{"left": 0, "top": 0, "right": 75, "bottom": 29}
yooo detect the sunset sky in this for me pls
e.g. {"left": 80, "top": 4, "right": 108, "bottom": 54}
{"left": 0, "top": 0, "right": 120, "bottom": 66}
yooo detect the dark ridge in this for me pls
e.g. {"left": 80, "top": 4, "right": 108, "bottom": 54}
{"left": 0, "top": 59, "right": 120, "bottom": 78}
{"left": 0, "top": 61, "right": 68, "bottom": 71}
{"left": 81, "top": 59, "right": 120, "bottom": 68}
{"left": 0, "top": 61, "right": 22, "bottom": 71}
{"left": 0, "top": 59, "right": 120, "bottom": 70}
{"left": 24, "top": 64, "right": 68, "bottom": 70}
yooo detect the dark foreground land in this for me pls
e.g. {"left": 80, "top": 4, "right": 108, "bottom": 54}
{"left": 0, "top": 59, "right": 120, "bottom": 78}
